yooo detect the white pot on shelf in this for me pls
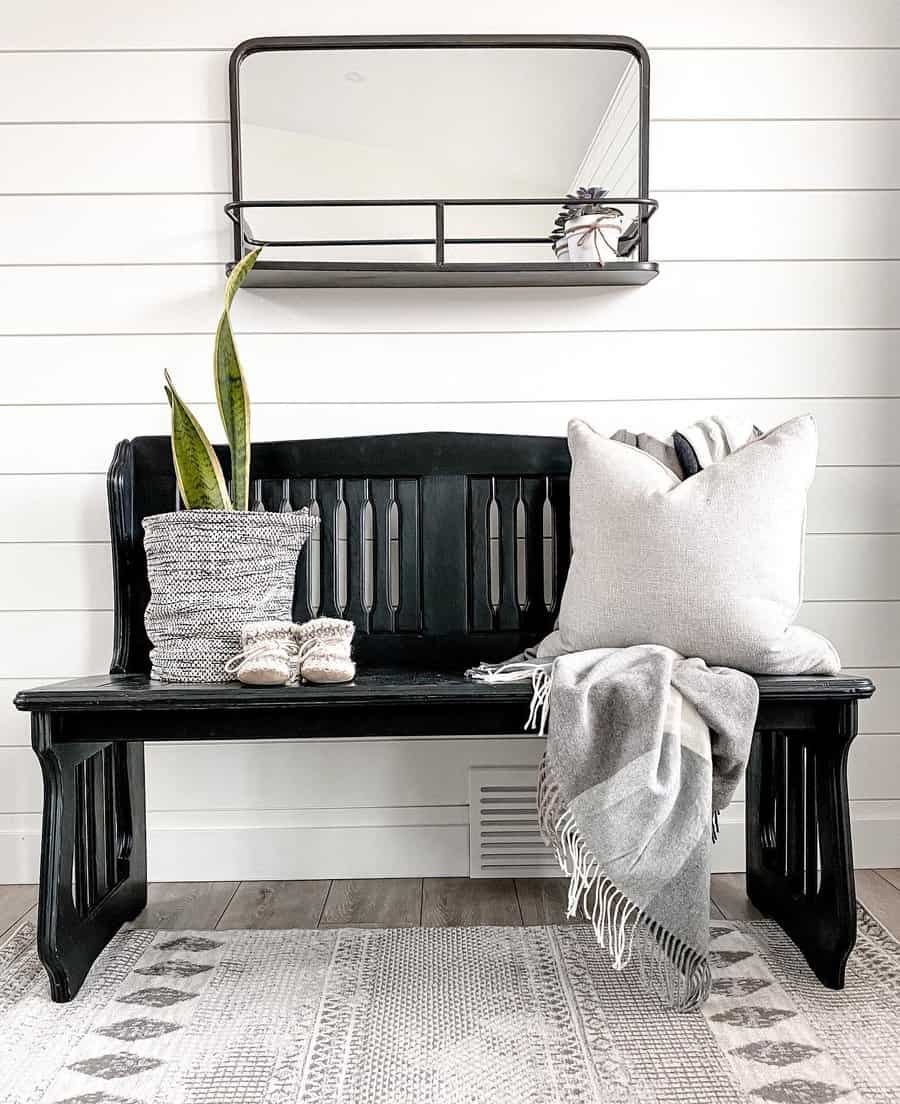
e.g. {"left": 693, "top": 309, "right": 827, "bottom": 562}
{"left": 562, "top": 208, "right": 624, "bottom": 263}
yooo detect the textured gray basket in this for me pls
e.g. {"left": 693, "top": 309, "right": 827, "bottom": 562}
{"left": 142, "top": 509, "right": 318, "bottom": 682}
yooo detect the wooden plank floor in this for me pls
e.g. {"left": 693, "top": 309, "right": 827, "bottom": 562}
{"left": 2, "top": 872, "right": 898, "bottom": 940}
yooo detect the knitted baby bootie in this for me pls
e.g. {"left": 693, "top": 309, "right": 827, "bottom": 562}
{"left": 292, "top": 617, "right": 356, "bottom": 684}
{"left": 225, "top": 620, "right": 301, "bottom": 686}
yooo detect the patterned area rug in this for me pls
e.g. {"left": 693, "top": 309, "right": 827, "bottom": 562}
{"left": 0, "top": 908, "right": 897, "bottom": 1104}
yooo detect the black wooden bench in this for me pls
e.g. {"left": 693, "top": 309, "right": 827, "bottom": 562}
{"left": 14, "top": 432, "right": 874, "bottom": 1002}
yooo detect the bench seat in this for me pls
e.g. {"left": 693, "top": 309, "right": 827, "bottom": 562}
{"left": 15, "top": 670, "right": 875, "bottom": 713}
{"left": 12, "top": 432, "right": 877, "bottom": 1001}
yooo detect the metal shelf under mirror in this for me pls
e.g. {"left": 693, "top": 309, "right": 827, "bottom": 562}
{"left": 226, "top": 35, "right": 660, "bottom": 289}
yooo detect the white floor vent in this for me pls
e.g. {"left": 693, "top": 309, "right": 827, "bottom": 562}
{"left": 468, "top": 767, "right": 559, "bottom": 878}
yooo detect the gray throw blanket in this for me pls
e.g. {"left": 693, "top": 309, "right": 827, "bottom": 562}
{"left": 469, "top": 645, "right": 757, "bottom": 1009}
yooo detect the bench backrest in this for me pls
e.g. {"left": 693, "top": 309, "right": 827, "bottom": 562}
{"left": 109, "top": 432, "right": 572, "bottom": 673}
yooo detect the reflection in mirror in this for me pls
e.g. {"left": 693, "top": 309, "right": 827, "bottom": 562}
{"left": 236, "top": 46, "right": 642, "bottom": 263}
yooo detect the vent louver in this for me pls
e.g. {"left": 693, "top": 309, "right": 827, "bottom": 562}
{"left": 468, "top": 767, "right": 559, "bottom": 878}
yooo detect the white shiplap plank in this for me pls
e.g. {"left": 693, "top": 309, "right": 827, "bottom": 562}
{"left": 853, "top": 669, "right": 900, "bottom": 735}
{"left": 0, "top": 400, "right": 894, "bottom": 474}
{"left": 146, "top": 736, "right": 545, "bottom": 813}
{"left": 0, "top": 749, "right": 41, "bottom": 812}
{"left": 849, "top": 733, "right": 900, "bottom": 801}
{"left": 4, "top": 121, "right": 900, "bottom": 195}
{"left": 0, "top": 123, "right": 229, "bottom": 194}
{"left": 653, "top": 191, "right": 900, "bottom": 261}
{"left": 3, "top": 48, "right": 898, "bottom": 126}
{"left": 0, "top": 679, "right": 42, "bottom": 747}
{"left": 2, "top": 262, "right": 899, "bottom": 334}
{"left": 803, "top": 535, "right": 900, "bottom": 602}
{"left": 0, "top": 475, "right": 107, "bottom": 541}
{"left": 652, "top": 49, "right": 900, "bottom": 120}
{"left": 802, "top": 603, "right": 900, "bottom": 670}
{"left": 0, "top": 533, "right": 892, "bottom": 613}
{"left": 652, "top": 120, "right": 900, "bottom": 190}
{"left": 0, "top": 603, "right": 893, "bottom": 679}
{"left": 3, "top": 1, "right": 899, "bottom": 49}
{"left": 0, "top": 611, "right": 112, "bottom": 677}
{"left": 150, "top": 807, "right": 467, "bottom": 830}
{"left": 807, "top": 468, "right": 900, "bottom": 535}
{"left": 0, "top": 543, "right": 111, "bottom": 610}
{"left": 0, "top": 51, "right": 227, "bottom": 123}
{"left": 147, "top": 823, "right": 469, "bottom": 881}
{"left": 6, "top": 190, "right": 900, "bottom": 265}
{"left": 141, "top": 736, "right": 900, "bottom": 809}
{"left": 0, "top": 195, "right": 229, "bottom": 264}
{"left": 2, "top": 331, "right": 900, "bottom": 405}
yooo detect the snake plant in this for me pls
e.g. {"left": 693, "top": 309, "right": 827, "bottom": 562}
{"left": 165, "top": 248, "right": 261, "bottom": 510}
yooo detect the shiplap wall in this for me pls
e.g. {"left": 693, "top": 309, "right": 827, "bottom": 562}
{"left": 2, "top": 0, "right": 900, "bottom": 881}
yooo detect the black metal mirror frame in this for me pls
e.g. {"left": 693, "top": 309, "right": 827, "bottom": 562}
{"left": 226, "top": 34, "right": 655, "bottom": 285}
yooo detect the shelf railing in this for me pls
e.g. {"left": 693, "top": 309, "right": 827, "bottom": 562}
{"left": 224, "top": 196, "right": 659, "bottom": 265}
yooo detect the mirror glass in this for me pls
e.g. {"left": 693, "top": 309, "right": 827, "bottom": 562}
{"left": 236, "top": 46, "right": 642, "bottom": 263}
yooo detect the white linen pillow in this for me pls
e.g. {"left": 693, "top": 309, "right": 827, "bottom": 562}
{"left": 552, "top": 415, "right": 840, "bottom": 675}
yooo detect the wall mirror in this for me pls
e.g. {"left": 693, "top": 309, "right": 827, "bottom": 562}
{"left": 227, "top": 36, "right": 658, "bottom": 287}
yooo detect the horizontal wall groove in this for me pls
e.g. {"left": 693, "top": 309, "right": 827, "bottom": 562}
{"left": 0, "top": 465, "right": 896, "bottom": 478}
{"left": 3, "top": 46, "right": 900, "bottom": 55}
{"left": 0, "top": 608, "right": 112, "bottom": 613}
{"left": 0, "top": 191, "right": 232, "bottom": 198}
{"left": 8, "top": 399, "right": 900, "bottom": 412}
{"left": 5, "top": 671, "right": 892, "bottom": 680}
{"left": 3, "top": 328, "right": 900, "bottom": 339}
{"left": 653, "top": 117, "right": 900, "bottom": 123}
{"left": 7, "top": 259, "right": 900, "bottom": 269}
{"left": 0, "top": 119, "right": 226, "bottom": 127}
{"left": 0, "top": 119, "right": 228, "bottom": 126}
{"left": 655, "top": 187, "right": 900, "bottom": 193}
{"left": 3, "top": 189, "right": 898, "bottom": 198}
{"left": 648, "top": 46, "right": 900, "bottom": 52}
{"left": 150, "top": 803, "right": 469, "bottom": 814}
{"left": 0, "top": 47, "right": 233, "bottom": 54}
{"left": 2, "top": 329, "right": 900, "bottom": 339}
{"left": 0, "top": 262, "right": 225, "bottom": 269}
{"left": 6, "top": 531, "right": 900, "bottom": 546}
{"left": 6, "top": 117, "right": 899, "bottom": 126}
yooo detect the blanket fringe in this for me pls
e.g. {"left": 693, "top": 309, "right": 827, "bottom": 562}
{"left": 466, "top": 660, "right": 554, "bottom": 735}
{"left": 537, "top": 751, "right": 711, "bottom": 1011}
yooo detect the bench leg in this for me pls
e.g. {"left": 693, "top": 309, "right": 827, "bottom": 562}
{"left": 32, "top": 712, "right": 147, "bottom": 1002}
{"left": 745, "top": 702, "right": 857, "bottom": 988}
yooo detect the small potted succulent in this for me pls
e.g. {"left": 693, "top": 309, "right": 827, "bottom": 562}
{"left": 142, "top": 249, "right": 318, "bottom": 683}
{"left": 551, "top": 187, "right": 625, "bottom": 264}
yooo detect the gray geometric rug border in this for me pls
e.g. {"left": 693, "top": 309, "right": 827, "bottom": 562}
{"left": 1, "top": 907, "right": 897, "bottom": 1103}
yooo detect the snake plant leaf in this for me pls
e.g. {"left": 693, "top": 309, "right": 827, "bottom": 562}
{"left": 224, "top": 246, "right": 261, "bottom": 310}
{"left": 165, "top": 369, "right": 231, "bottom": 510}
{"left": 215, "top": 248, "right": 260, "bottom": 511}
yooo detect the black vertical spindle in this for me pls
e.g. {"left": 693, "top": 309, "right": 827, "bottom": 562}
{"left": 435, "top": 204, "right": 445, "bottom": 265}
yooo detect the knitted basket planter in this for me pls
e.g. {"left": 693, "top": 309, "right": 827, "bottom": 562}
{"left": 142, "top": 509, "right": 318, "bottom": 682}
